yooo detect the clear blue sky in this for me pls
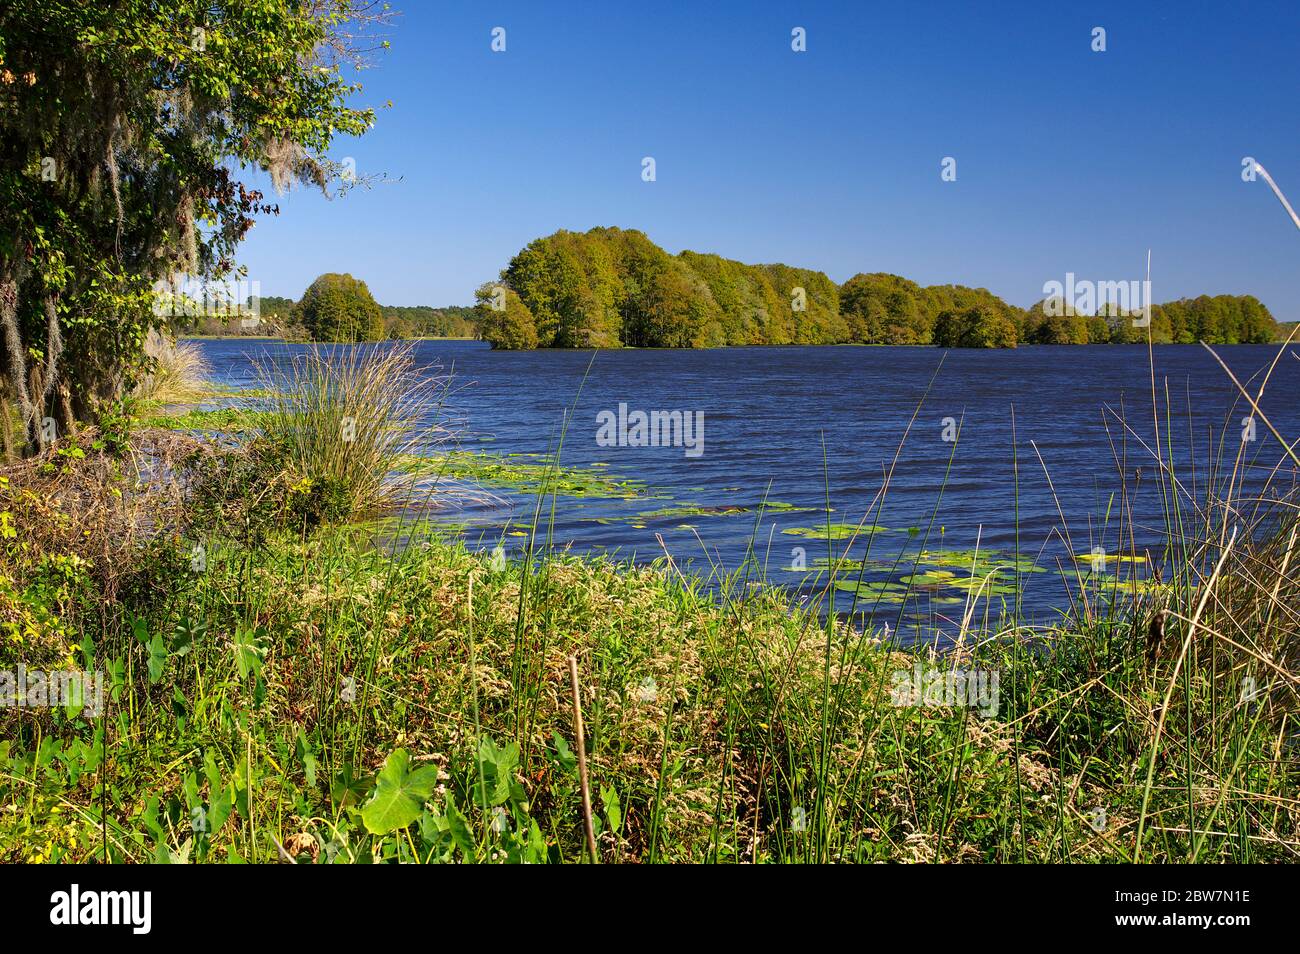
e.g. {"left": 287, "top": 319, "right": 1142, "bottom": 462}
{"left": 236, "top": 0, "right": 1300, "bottom": 320}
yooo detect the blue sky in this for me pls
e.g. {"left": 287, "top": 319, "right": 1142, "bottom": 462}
{"left": 236, "top": 0, "right": 1300, "bottom": 319}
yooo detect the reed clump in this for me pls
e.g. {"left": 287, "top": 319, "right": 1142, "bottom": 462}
{"left": 250, "top": 342, "right": 439, "bottom": 523}
{"left": 132, "top": 329, "right": 212, "bottom": 404}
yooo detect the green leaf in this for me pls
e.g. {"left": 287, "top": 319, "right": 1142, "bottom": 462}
{"left": 330, "top": 763, "right": 371, "bottom": 808}
{"left": 549, "top": 730, "right": 577, "bottom": 775}
{"left": 172, "top": 616, "right": 207, "bottom": 656}
{"left": 147, "top": 633, "right": 167, "bottom": 684}
{"left": 601, "top": 785, "right": 622, "bottom": 836}
{"left": 360, "top": 749, "right": 440, "bottom": 835}
{"left": 207, "top": 784, "right": 233, "bottom": 837}
{"left": 231, "top": 625, "right": 265, "bottom": 681}
{"left": 472, "top": 736, "right": 521, "bottom": 808}
{"left": 296, "top": 728, "right": 317, "bottom": 789}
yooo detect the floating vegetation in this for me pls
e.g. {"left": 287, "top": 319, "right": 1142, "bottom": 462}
{"left": 1076, "top": 570, "right": 1168, "bottom": 596}
{"left": 635, "top": 499, "right": 814, "bottom": 522}
{"left": 782, "top": 521, "right": 889, "bottom": 540}
{"left": 397, "top": 450, "right": 648, "bottom": 499}
{"left": 832, "top": 579, "right": 962, "bottom": 604}
{"left": 917, "top": 548, "right": 1046, "bottom": 576}
{"left": 898, "top": 569, "right": 960, "bottom": 588}
{"left": 638, "top": 503, "right": 750, "bottom": 519}
{"left": 1100, "top": 578, "right": 1173, "bottom": 596}
{"left": 139, "top": 405, "right": 270, "bottom": 434}
{"left": 1071, "top": 551, "right": 1150, "bottom": 565}
{"left": 937, "top": 574, "right": 1018, "bottom": 596}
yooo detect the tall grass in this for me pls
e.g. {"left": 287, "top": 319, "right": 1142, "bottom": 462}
{"left": 132, "top": 328, "right": 211, "bottom": 404}
{"left": 252, "top": 342, "right": 441, "bottom": 521}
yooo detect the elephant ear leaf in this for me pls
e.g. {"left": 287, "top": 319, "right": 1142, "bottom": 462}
{"left": 361, "top": 749, "right": 441, "bottom": 835}
{"left": 147, "top": 633, "right": 168, "bottom": 685}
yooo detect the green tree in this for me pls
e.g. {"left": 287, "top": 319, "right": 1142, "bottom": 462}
{"left": 380, "top": 305, "right": 476, "bottom": 339}
{"left": 294, "top": 274, "right": 385, "bottom": 343}
{"left": 841, "top": 273, "right": 929, "bottom": 344}
{"left": 758, "top": 263, "right": 844, "bottom": 344}
{"left": 933, "top": 304, "right": 1018, "bottom": 348}
{"left": 0, "top": 0, "right": 383, "bottom": 451}
{"left": 1086, "top": 314, "right": 1114, "bottom": 344}
{"left": 1235, "top": 295, "right": 1277, "bottom": 342}
{"left": 473, "top": 284, "right": 538, "bottom": 350}
{"left": 1023, "top": 298, "right": 1089, "bottom": 344}
{"left": 476, "top": 227, "right": 1278, "bottom": 353}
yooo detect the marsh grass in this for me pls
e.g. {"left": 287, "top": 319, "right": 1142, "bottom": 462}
{"left": 252, "top": 342, "right": 444, "bottom": 521}
{"left": 132, "top": 329, "right": 212, "bottom": 404}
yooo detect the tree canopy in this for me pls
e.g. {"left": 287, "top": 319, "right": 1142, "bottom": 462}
{"left": 0, "top": 0, "right": 383, "bottom": 451}
{"left": 472, "top": 228, "right": 1277, "bottom": 351}
{"left": 472, "top": 284, "right": 538, "bottom": 350}
{"left": 294, "top": 273, "right": 385, "bottom": 343}
{"left": 476, "top": 227, "right": 841, "bottom": 349}
{"left": 933, "top": 303, "right": 1019, "bottom": 349}
{"left": 379, "top": 304, "right": 476, "bottom": 339}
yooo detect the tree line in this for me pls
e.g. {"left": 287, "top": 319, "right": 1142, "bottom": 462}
{"left": 172, "top": 276, "right": 478, "bottom": 342}
{"left": 472, "top": 227, "right": 1278, "bottom": 350}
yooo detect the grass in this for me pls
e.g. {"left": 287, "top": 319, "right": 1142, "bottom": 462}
{"left": 251, "top": 342, "right": 444, "bottom": 521}
{"left": 0, "top": 343, "right": 1296, "bottom": 863}
{"left": 131, "top": 329, "right": 212, "bottom": 404}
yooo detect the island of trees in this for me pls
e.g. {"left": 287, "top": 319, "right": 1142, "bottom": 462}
{"left": 471, "top": 227, "right": 1279, "bottom": 350}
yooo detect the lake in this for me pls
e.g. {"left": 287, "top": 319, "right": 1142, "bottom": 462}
{"left": 198, "top": 339, "right": 1300, "bottom": 640}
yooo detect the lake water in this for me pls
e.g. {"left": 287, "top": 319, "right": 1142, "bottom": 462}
{"left": 198, "top": 339, "right": 1300, "bottom": 640}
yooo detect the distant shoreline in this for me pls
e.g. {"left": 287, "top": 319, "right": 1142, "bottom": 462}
{"left": 180, "top": 336, "right": 1296, "bottom": 350}
{"left": 184, "top": 340, "right": 483, "bottom": 348}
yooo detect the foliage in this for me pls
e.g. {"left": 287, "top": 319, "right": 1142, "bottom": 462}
{"left": 293, "top": 273, "right": 386, "bottom": 344}
{"left": 380, "top": 304, "right": 476, "bottom": 339}
{"left": 1149, "top": 294, "right": 1277, "bottom": 344}
{"left": 1020, "top": 298, "right": 1090, "bottom": 344}
{"left": 472, "top": 285, "right": 538, "bottom": 350}
{"left": 840, "top": 272, "right": 931, "bottom": 344}
{"left": 933, "top": 303, "right": 1019, "bottom": 348}
{"left": 0, "top": 469, "right": 1294, "bottom": 862}
{"left": 474, "top": 229, "right": 1278, "bottom": 351}
{"left": 0, "top": 0, "right": 384, "bottom": 451}
{"left": 476, "top": 227, "right": 838, "bottom": 349}
{"left": 1, "top": 366, "right": 1298, "bottom": 863}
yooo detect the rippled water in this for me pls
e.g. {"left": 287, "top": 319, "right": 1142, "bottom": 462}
{"left": 198, "top": 338, "right": 1300, "bottom": 637}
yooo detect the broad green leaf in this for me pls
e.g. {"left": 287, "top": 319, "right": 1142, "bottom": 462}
{"left": 147, "top": 633, "right": 167, "bottom": 684}
{"left": 361, "top": 749, "right": 440, "bottom": 835}
{"left": 207, "top": 785, "right": 233, "bottom": 836}
{"left": 472, "top": 737, "right": 521, "bottom": 808}
{"left": 330, "top": 763, "right": 372, "bottom": 808}
{"left": 231, "top": 625, "right": 265, "bottom": 681}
